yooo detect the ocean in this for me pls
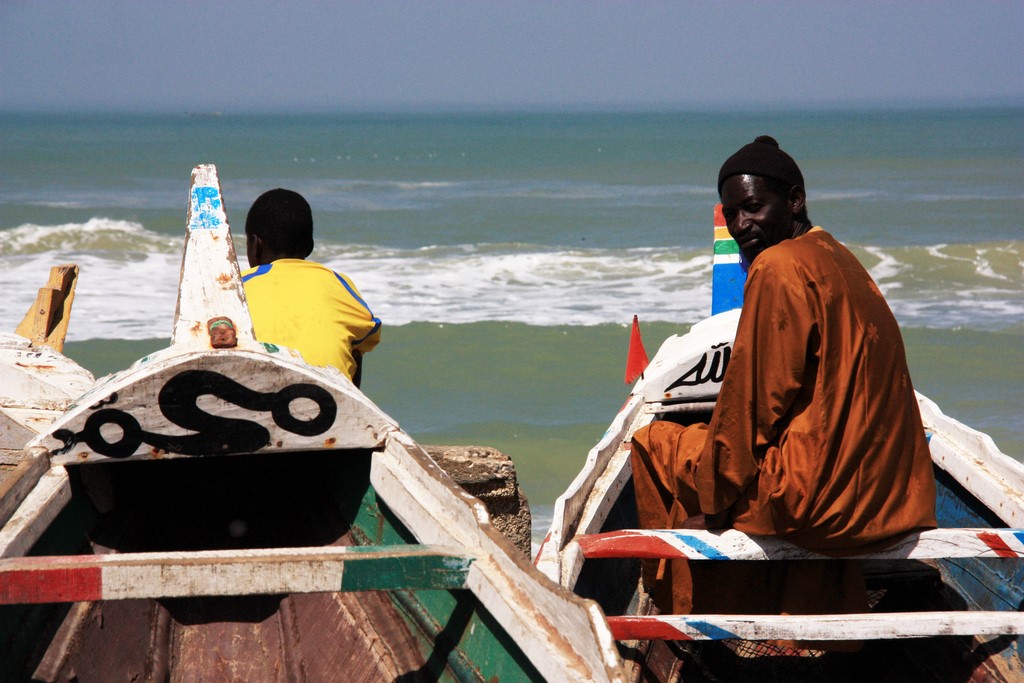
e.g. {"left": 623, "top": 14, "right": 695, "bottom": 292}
{"left": 2, "top": 109, "right": 1021, "bottom": 538}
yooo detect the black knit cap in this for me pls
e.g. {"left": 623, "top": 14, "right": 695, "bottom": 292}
{"left": 717, "top": 135, "right": 804, "bottom": 197}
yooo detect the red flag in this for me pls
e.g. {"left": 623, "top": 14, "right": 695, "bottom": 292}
{"left": 625, "top": 315, "right": 650, "bottom": 384}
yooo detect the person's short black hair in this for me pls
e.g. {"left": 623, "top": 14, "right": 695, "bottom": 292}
{"left": 245, "top": 188, "right": 314, "bottom": 258}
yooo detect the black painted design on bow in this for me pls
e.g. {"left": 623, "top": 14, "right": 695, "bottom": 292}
{"left": 52, "top": 370, "right": 337, "bottom": 458}
{"left": 90, "top": 392, "right": 119, "bottom": 409}
{"left": 665, "top": 342, "right": 731, "bottom": 390}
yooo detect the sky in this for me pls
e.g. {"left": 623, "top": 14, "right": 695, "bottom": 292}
{"left": 1, "top": 1, "right": 1022, "bottom": 113}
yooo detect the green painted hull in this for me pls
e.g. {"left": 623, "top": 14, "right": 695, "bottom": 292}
{"left": 0, "top": 451, "right": 543, "bottom": 682}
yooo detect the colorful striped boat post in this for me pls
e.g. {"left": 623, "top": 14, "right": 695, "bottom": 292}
{"left": 710, "top": 203, "right": 746, "bottom": 315}
{"left": 574, "top": 527, "right": 1024, "bottom": 561}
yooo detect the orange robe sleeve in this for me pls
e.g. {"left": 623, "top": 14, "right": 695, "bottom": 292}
{"left": 694, "top": 258, "right": 813, "bottom": 518}
{"left": 694, "top": 230, "right": 936, "bottom": 550}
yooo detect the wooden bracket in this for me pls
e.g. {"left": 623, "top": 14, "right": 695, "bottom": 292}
{"left": 15, "top": 265, "right": 79, "bottom": 352}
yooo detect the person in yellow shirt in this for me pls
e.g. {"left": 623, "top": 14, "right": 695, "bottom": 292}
{"left": 241, "top": 189, "right": 380, "bottom": 387}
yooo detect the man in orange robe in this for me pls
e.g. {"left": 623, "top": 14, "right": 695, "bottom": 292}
{"left": 632, "top": 137, "right": 937, "bottom": 628}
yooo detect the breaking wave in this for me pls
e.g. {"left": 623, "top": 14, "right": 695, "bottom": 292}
{"left": 0, "top": 219, "right": 1020, "bottom": 340}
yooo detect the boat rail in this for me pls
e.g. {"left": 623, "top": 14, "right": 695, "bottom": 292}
{"left": 0, "top": 545, "right": 476, "bottom": 604}
{"left": 567, "top": 526, "right": 1024, "bottom": 642}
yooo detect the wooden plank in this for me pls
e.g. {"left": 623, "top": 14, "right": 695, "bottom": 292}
{"left": 535, "top": 393, "right": 645, "bottom": 580}
{"left": 919, "top": 392, "right": 1024, "bottom": 528}
{"left": 171, "top": 164, "right": 255, "bottom": 349}
{"left": 15, "top": 287, "right": 59, "bottom": 346}
{"left": 574, "top": 528, "right": 1024, "bottom": 561}
{"left": 0, "top": 447, "right": 49, "bottom": 527}
{"left": 36, "top": 348, "right": 395, "bottom": 463}
{"left": 0, "top": 334, "right": 95, "bottom": 415}
{"left": 42, "top": 265, "right": 79, "bottom": 353}
{"left": 0, "top": 466, "right": 71, "bottom": 558}
{"left": 371, "top": 433, "right": 626, "bottom": 683}
{"left": 0, "top": 408, "right": 36, "bottom": 450}
{"left": 557, "top": 437, "right": 639, "bottom": 589}
{"left": 0, "top": 545, "right": 474, "bottom": 604}
{"left": 608, "top": 611, "right": 1024, "bottom": 642}
{"left": 15, "top": 264, "right": 79, "bottom": 352}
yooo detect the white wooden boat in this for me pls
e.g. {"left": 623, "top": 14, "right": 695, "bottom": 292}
{"left": 1, "top": 264, "right": 94, "bottom": 451}
{"left": 536, "top": 207, "right": 1024, "bottom": 682}
{"left": 0, "top": 165, "right": 625, "bottom": 682}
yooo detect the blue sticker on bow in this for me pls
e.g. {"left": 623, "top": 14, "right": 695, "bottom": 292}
{"left": 190, "top": 186, "right": 223, "bottom": 229}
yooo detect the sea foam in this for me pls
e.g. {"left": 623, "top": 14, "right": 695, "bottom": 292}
{"left": 0, "top": 220, "right": 1020, "bottom": 341}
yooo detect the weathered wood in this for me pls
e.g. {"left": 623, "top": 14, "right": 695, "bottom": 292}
{"left": 0, "top": 466, "right": 71, "bottom": 559}
{"left": 0, "top": 331, "right": 94, "bottom": 451}
{"left": 535, "top": 393, "right": 644, "bottom": 579}
{"left": 575, "top": 527, "right": 1024, "bottom": 561}
{"left": 919, "top": 392, "right": 1024, "bottom": 528}
{"left": 0, "top": 334, "right": 95, "bottom": 414}
{"left": 35, "top": 348, "right": 395, "bottom": 464}
{"left": 171, "top": 164, "right": 255, "bottom": 349}
{"left": 607, "top": 611, "right": 1024, "bottom": 642}
{"left": 0, "top": 545, "right": 475, "bottom": 604}
{"left": 0, "top": 447, "right": 49, "bottom": 528}
{"left": 15, "top": 264, "right": 79, "bottom": 352}
{"left": 372, "top": 432, "right": 625, "bottom": 683}
{"left": 0, "top": 409, "right": 35, "bottom": 451}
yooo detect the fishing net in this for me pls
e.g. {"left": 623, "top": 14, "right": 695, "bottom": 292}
{"left": 672, "top": 589, "right": 889, "bottom": 682}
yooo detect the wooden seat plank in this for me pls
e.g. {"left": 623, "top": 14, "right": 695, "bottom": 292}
{"left": 608, "top": 611, "right": 1024, "bottom": 642}
{"left": 0, "top": 545, "right": 475, "bottom": 604}
{"left": 575, "top": 527, "right": 1024, "bottom": 561}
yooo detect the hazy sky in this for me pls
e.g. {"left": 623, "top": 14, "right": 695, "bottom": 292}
{"left": 2, "top": 1, "right": 1022, "bottom": 112}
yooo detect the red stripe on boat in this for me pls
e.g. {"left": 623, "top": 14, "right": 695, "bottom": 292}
{"left": 577, "top": 530, "right": 682, "bottom": 559}
{"left": 607, "top": 616, "right": 692, "bottom": 641}
{"left": 533, "top": 532, "right": 553, "bottom": 565}
{"left": 978, "top": 531, "right": 1020, "bottom": 558}
{"left": 0, "top": 566, "right": 103, "bottom": 604}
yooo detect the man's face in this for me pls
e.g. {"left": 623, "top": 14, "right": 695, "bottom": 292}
{"left": 720, "top": 174, "right": 796, "bottom": 263}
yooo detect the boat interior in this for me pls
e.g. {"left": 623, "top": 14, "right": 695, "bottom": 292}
{"left": 3, "top": 449, "right": 540, "bottom": 682}
{"left": 573, "top": 408, "right": 1024, "bottom": 683}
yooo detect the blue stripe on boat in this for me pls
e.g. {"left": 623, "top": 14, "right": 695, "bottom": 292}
{"left": 687, "top": 619, "right": 738, "bottom": 640}
{"left": 672, "top": 531, "right": 730, "bottom": 560}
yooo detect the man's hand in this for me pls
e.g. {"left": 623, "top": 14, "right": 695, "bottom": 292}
{"left": 678, "top": 515, "right": 708, "bottom": 529}
{"left": 704, "top": 511, "right": 731, "bottom": 530}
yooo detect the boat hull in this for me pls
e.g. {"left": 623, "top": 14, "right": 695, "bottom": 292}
{"left": 0, "top": 449, "right": 546, "bottom": 682}
{"left": 537, "top": 312, "right": 1024, "bottom": 682}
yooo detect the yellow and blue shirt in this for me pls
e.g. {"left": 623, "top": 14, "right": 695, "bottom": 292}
{"left": 241, "top": 259, "right": 381, "bottom": 380}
